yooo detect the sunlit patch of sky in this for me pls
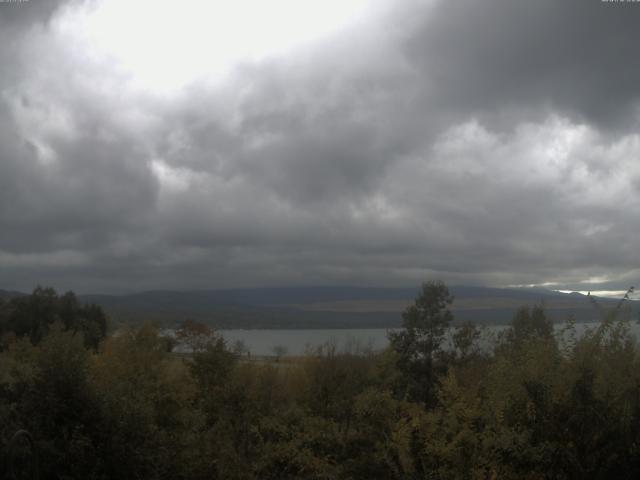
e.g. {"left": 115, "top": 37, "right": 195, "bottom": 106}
{"left": 556, "top": 290, "right": 631, "bottom": 299}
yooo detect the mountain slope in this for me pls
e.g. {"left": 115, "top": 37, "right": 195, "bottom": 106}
{"left": 71, "top": 286, "right": 635, "bottom": 329}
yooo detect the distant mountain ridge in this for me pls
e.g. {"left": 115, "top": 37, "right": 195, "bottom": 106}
{"left": 80, "top": 285, "right": 581, "bottom": 304}
{"left": 2, "top": 285, "right": 635, "bottom": 329}
{"left": 0, "top": 289, "right": 26, "bottom": 299}
{"left": 80, "top": 285, "right": 633, "bottom": 328}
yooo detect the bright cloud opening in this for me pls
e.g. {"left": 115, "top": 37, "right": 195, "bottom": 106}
{"left": 55, "top": 0, "right": 369, "bottom": 93}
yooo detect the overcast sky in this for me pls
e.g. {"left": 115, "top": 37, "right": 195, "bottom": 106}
{"left": 1, "top": 0, "right": 639, "bottom": 294}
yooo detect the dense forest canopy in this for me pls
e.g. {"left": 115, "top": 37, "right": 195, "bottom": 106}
{"left": 0, "top": 286, "right": 107, "bottom": 349}
{"left": 1, "top": 283, "right": 640, "bottom": 479}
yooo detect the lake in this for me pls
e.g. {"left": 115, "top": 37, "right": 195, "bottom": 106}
{"left": 220, "top": 328, "right": 393, "bottom": 356}
{"left": 218, "top": 321, "right": 640, "bottom": 356}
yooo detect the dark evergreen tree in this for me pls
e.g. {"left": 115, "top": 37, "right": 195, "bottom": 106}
{"left": 388, "top": 280, "right": 453, "bottom": 406}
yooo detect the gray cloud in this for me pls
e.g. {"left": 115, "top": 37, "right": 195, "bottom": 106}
{"left": 0, "top": 0, "right": 69, "bottom": 28}
{"left": 0, "top": 0, "right": 639, "bottom": 293}
{"left": 405, "top": 0, "right": 640, "bottom": 130}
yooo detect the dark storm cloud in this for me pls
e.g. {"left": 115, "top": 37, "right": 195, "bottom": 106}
{"left": 0, "top": 87, "right": 157, "bottom": 255}
{"left": 0, "top": 0, "right": 639, "bottom": 293}
{"left": 405, "top": 0, "right": 640, "bottom": 130}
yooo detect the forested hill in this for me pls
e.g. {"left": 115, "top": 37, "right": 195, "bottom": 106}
{"left": 0, "top": 289, "right": 26, "bottom": 299}
{"left": 67, "top": 286, "right": 636, "bottom": 329}
{"left": 5, "top": 284, "right": 640, "bottom": 479}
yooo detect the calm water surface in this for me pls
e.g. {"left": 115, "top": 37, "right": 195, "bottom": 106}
{"left": 219, "top": 321, "right": 640, "bottom": 356}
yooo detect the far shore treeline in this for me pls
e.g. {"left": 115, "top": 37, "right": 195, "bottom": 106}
{"left": 1, "top": 282, "right": 640, "bottom": 479}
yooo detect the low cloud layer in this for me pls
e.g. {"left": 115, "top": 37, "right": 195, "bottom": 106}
{"left": 1, "top": 0, "right": 639, "bottom": 293}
